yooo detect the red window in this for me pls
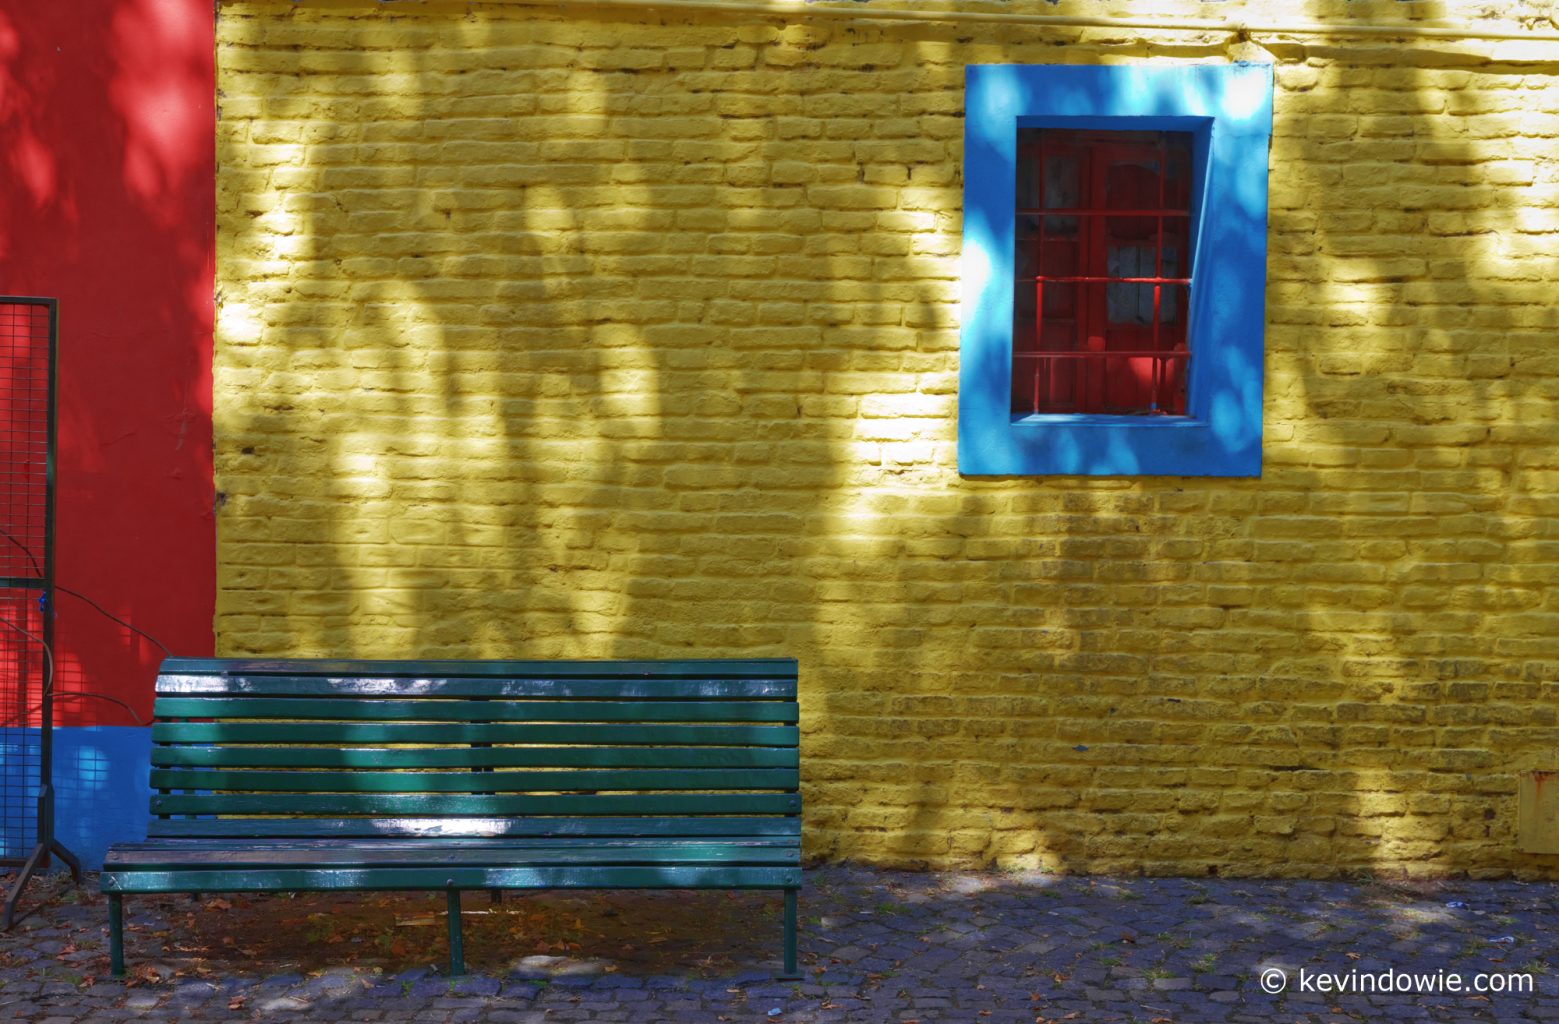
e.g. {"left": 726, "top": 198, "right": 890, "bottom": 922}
{"left": 1012, "top": 129, "right": 1194, "bottom": 417}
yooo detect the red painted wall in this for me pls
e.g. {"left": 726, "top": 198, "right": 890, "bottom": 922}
{"left": 0, "top": 0, "right": 214, "bottom": 725}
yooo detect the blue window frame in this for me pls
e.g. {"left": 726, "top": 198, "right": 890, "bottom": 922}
{"left": 959, "top": 63, "right": 1273, "bottom": 477}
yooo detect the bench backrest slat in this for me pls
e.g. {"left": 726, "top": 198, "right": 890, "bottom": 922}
{"left": 152, "top": 745, "right": 798, "bottom": 770}
{"left": 153, "top": 698, "right": 797, "bottom": 723}
{"left": 159, "top": 679, "right": 795, "bottom": 700}
{"left": 149, "top": 768, "right": 800, "bottom": 793}
{"left": 150, "top": 793, "right": 802, "bottom": 817}
{"left": 148, "top": 658, "right": 801, "bottom": 840}
{"left": 152, "top": 722, "right": 799, "bottom": 746}
{"left": 160, "top": 658, "right": 793, "bottom": 680}
{"left": 150, "top": 816, "right": 802, "bottom": 839}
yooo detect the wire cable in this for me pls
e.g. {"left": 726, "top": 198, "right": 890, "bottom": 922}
{"left": 54, "top": 585, "right": 172, "bottom": 658}
{"left": 0, "top": 612, "right": 57, "bottom": 729}
{"left": 0, "top": 613, "right": 53, "bottom": 705}
{"left": 0, "top": 514, "right": 177, "bottom": 660}
{"left": 0, "top": 693, "right": 148, "bottom": 729}
{"left": 0, "top": 524, "right": 43, "bottom": 579}
{"left": 0, "top": 542, "right": 172, "bottom": 727}
{"left": 0, "top": 523, "right": 174, "bottom": 656}
{"left": 0, "top": 614, "right": 150, "bottom": 729}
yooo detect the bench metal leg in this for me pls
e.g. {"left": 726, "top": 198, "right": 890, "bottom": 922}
{"left": 108, "top": 894, "right": 125, "bottom": 978}
{"left": 446, "top": 889, "right": 464, "bottom": 977}
{"left": 489, "top": 888, "right": 502, "bottom": 905}
{"left": 779, "top": 888, "right": 800, "bottom": 980}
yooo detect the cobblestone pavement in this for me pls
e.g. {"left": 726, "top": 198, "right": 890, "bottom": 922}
{"left": 1, "top": 867, "right": 1556, "bottom": 1022}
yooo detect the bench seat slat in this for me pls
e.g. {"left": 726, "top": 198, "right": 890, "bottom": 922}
{"left": 153, "top": 698, "right": 798, "bottom": 723}
{"left": 146, "top": 816, "right": 801, "bottom": 840}
{"left": 107, "top": 844, "right": 797, "bottom": 870}
{"left": 152, "top": 722, "right": 799, "bottom": 747}
{"left": 103, "top": 865, "right": 801, "bottom": 894}
{"left": 159, "top": 676, "right": 796, "bottom": 700}
{"left": 150, "top": 768, "right": 799, "bottom": 793}
{"left": 151, "top": 792, "right": 802, "bottom": 817}
{"left": 151, "top": 745, "right": 799, "bottom": 770}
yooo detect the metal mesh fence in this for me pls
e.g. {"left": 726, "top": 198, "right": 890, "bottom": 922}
{"left": 0, "top": 299, "right": 53, "bottom": 864}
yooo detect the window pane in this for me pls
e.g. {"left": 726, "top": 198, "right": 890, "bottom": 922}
{"left": 1012, "top": 128, "right": 1194, "bottom": 417}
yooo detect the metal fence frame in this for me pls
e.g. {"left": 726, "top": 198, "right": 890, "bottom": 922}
{"left": 0, "top": 296, "right": 79, "bottom": 928}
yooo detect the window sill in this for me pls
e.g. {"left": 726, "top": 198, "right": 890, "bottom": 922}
{"left": 1010, "top": 413, "right": 1200, "bottom": 428}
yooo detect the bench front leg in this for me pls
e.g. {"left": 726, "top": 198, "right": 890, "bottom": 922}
{"left": 780, "top": 888, "right": 800, "bottom": 980}
{"left": 447, "top": 888, "right": 464, "bottom": 977}
{"left": 108, "top": 893, "right": 125, "bottom": 978}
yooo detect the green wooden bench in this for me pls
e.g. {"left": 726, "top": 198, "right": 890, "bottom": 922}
{"left": 101, "top": 657, "right": 802, "bottom": 978}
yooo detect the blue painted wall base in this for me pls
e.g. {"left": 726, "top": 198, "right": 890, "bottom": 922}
{"left": 0, "top": 726, "right": 150, "bottom": 871}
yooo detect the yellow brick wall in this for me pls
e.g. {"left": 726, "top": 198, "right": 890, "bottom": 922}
{"left": 213, "top": 0, "right": 1559, "bottom": 878}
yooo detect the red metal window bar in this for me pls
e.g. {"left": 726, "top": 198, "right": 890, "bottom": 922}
{"left": 1012, "top": 129, "right": 1195, "bottom": 416}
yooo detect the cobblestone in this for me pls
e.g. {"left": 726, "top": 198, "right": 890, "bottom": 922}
{"left": 0, "top": 868, "right": 1555, "bottom": 1021}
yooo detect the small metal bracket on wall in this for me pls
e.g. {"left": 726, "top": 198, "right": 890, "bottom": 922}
{"left": 0, "top": 296, "right": 80, "bottom": 929}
